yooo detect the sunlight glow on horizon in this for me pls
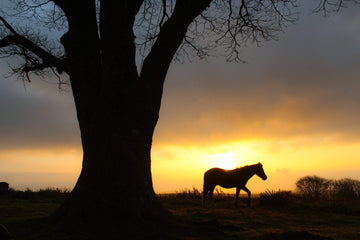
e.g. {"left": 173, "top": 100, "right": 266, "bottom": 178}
{"left": 1, "top": 137, "right": 360, "bottom": 193}
{"left": 1, "top": 138, "right": 360, "bottom": 193}
{"left": 0, "top": 148, "right": 82, "bottom": 174}
{"left": 151, "top": 139, "right": 360, "bottom": 193}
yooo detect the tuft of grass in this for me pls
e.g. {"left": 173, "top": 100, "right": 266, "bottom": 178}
{"left": 37, "top": 187, "right": 70, "bottom": 199}
{"left": 174, "top": 187, "right": 202, "bottom": 200}
{"left": 8, "top": 188, "right": 34, "bottom": 200}
{"left": 259, "top": 189, "right": 292, "bottom": 207}
{"left": 5, "top": 188, "right": 70, "bottom": 200}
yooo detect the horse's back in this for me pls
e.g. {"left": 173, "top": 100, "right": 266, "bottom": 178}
{"left": 204, "top": 168, "right": 236, "bottom": 187}
{"left": 204, "top": 168, "right": 226, "bottom": 179}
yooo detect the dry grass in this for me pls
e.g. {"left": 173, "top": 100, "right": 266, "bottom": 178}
{"left": 1, "top": 188, "right": 360, "bottom": 239}
{"left": 160, "top": 188, "right": 360, "bottom": 240}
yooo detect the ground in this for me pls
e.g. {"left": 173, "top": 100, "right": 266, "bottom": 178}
{"left": 1, "top": 188, "right": 360, "bottom": 239}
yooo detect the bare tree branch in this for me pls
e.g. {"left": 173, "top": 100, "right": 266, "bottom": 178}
{"left": 0, "top": 15, "right": 66, "bottom": 75}
{"left": 0, "top": 16, "right": 18, "bottom": 35}
{"left": 313, "top": 0, "right": 360, "bottom": 15}
{"left": 140, "top": 0, "right": 212, "bottom": 84}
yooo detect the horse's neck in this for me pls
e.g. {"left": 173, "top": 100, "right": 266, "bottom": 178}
{"left": 243, "top": 166, "right": 257, "bottom": 179}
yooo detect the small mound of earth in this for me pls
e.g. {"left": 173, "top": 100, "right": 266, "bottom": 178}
{"left": 253, "top": 231, "right": 333, "bottom": 240}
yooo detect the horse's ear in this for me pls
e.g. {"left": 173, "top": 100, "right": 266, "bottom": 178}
{"left": 258, "top": 162, "right": 262, "bottom": 166}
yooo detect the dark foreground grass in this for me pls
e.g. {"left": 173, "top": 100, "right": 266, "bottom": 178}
{"left": 1, "top": 188, "right": 360, "bottom": 239}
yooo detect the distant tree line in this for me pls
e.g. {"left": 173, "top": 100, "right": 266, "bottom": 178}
{"left": 296, "top": 175, "right": 360, "bottom": 200}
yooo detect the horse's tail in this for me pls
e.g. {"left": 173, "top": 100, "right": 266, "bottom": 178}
{"left": 202, "top": 172, "right": 208, "bottom": 208}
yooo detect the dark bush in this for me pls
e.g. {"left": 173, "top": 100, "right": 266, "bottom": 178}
{"left": 329, "top": 178, "right": 360, "bottom": 200}
{"left": 296, "top": 175, "right": 330, "bottom": 199}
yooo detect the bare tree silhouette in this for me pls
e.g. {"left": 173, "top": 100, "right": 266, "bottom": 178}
{"left": 296, "top": 175, "right": 331, "bottom": 199}
{"left": 1, "top": 0, "right": 355, "bottom": 237}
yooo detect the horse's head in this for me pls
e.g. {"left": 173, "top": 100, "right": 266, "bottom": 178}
{"left": 255, "top": 162, "right": 267, "bottom": 180}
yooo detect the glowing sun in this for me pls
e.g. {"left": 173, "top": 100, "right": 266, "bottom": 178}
{"left": 208, "top": 147, "right": 237, "bottom": 170}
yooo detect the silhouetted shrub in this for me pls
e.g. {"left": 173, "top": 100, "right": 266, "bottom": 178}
{"left": 259, "top": 189, "right": 292, "bottom": 206}
{"left": 296, "top": 175, "right": 330, "bottom": 199}
{"left": 329, "top": 178, "right": 360, "bottom": 200}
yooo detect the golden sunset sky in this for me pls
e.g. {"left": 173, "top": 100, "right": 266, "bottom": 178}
{"left": 1, "top": 2, "right": 360, "bottom": 193}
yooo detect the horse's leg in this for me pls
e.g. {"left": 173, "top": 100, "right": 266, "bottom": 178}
{"left": 202, "top": 183, "right": 208, "bottom": 207}
{"left": 234, "top": 187, "right": 240, "bottom": 206}
{"left": 242, "top": 186, "right": 251, "bottom": 207}
{"left": 209, "top": 185, "right": 215, "bottom": 205}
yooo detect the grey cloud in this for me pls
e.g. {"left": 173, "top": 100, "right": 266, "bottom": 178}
{"left": 155, "top": 5, "right": 360, "bottom": 145}
{"left": 1, "top": 2, "right": 360, "bottom": 150}
{"left": 0, "top": 72, "right": 81, "bottom": 150}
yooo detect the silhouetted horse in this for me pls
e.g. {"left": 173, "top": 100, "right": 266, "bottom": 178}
{"left": 202, "top": 163, "right": 267, "bottom": 207}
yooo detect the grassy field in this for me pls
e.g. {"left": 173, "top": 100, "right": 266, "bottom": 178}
{"left": 1, "top": 188, "right": 360, "bottom": 239}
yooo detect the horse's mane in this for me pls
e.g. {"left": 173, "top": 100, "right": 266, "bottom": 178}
{"left": 235, "top": 163, "right": 262, "bottom": 171}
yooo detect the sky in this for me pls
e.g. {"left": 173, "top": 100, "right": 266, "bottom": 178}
{"left": 1, "top": 2, "right": 360, "bottom": 193}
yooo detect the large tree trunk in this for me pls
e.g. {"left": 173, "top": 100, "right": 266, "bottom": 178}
{"left": 53, "top": 76, "right": 172, "bottom": 238}
{"left": 48, "top": 0, "right": 212, "bottom": 237}
{"left": 58, "top": 95, "right": 162, "bottom": 220}
{"left": 52, "top": 1, "right": 170, "bottom": 233}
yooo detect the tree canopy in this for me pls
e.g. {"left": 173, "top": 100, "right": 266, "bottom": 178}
{"left": 0, "top": 0, "right": 298, "bottom": 80}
